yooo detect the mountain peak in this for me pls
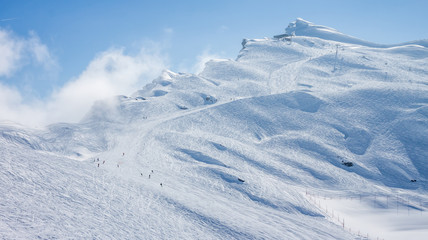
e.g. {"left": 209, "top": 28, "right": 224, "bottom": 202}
{"left": 282, "top": 18, "right": 382, "bottom": 47}
{"left": 285, "top": 18, "right": 342, "bottom": 37}
{"left": 285, "top": 18, "right": 339, "bottom": 36}
{"left": 280, "top": 18, "right": 428, "bottom": 48}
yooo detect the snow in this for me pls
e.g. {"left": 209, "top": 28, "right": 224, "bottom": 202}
{"left": 286, "top": 18, "right": 428, "bottom": 49}
{"left": 1, "top": 18, "right": 428, "bottom": 239}
{"left": 307, "top": 193, "right": 428, "bottom": 240}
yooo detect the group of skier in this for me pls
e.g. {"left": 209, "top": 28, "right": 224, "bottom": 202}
{"left": 142, "top": 169, "right": 162, "bottom": 186}
{"left": 93, "top": 157, "right": 106, "bottom": 167}
{"left": 93, "top": 154, "right": 163, "bottom": 187}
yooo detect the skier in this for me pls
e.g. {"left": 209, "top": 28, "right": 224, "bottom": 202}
{"left": 160, "top": 183, "right": 163, "bottom": 187}
{"left": 98, "top": 163, "right": 100, "bottom": 167}
{"left": 149, "top": 174, "right": 151, "bottom": 179}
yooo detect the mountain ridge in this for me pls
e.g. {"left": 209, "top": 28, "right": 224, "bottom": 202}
{"left": 1, "top": 18, "right": 427, "bottom": 239}
{"left": 284, "top": 18, "right": 428, "bottom": 48}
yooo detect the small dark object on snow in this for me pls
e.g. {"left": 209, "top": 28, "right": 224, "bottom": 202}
{"left": 238, "top": 178, "right": 245, "bottom": 183}
{"left": 410, "top": 179, "right": 417, "bottom": 182}
{"left": 160, "top": 183, "right": 163, "bottom": 187}
{"left": 342, "top": 161, "right": 353, "bottom": 167}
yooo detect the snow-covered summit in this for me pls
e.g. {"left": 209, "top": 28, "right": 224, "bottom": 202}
{"left": 284, "top": 18, "right": 428, "bottom": 48}
{"left": 282, "top": 18, "right": 384, "bottom": 47}
{"left": 285, "top": 18, "right": 339, "bottom": 36}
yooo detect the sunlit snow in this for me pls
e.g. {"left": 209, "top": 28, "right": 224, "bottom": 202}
{"left": 1, "top": 18, "right": 427, "bottom": 239}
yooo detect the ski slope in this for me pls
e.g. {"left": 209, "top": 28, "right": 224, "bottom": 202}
{"left": 307, "top": 193, "right": 428, "bottom": 240}
{"left": 1, "top": 18, "right": 428, "bottom": 239}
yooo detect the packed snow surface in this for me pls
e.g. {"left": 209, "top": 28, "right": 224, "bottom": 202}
{"left": 1, "top": 18, "right": 427, "bottom": 239}
{"left": 307, "top": 194, "right": 428, "bottom": 240}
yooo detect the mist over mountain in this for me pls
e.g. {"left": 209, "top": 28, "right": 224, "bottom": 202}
{"left": 1, "top": 19, "right": 427, "bottom": 239}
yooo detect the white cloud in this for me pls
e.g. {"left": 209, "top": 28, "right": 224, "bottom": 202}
{"left": 0, "top": 82, "right": 45, "bottom": 126}
{"left": 0, "top": 28, "right": 56, "bottom": 77}
{"left": 0, "top": 29, "right": 168, "bottom": 127}
{"left": 46, "top": 47, "right": 167, "bottom": 123}
{"left": 0, "top": 29, "right": 24, "bottom": 77}
{"left": 27, "top": 31, "right": 57, "bottom": 70}
{"left": 0, "top": 44, "right": 167, "bottom": 127}
{"left": 0, "top": 18, "right": 17, "bottom": 22}
{"left": 218, "top": 25, "right": 229, "bottom": 32}
{"left": 192, "top": 48, "right": 223, "bottom": 74}
{"left": 163, "top": 27, "right": 174, "bottom": 35}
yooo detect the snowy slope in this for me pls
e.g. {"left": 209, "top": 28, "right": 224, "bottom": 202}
{"left": 1, "top": 19, "right": 428, "bottom": 239}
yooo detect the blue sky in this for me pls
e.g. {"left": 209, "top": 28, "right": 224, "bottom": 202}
{"left": 0, "top": 0, "right": 427, "bottom": 126}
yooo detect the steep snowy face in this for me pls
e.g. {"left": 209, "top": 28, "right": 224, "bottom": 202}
{"left": 1, "top": 19, "right": 428, "bottom": 239}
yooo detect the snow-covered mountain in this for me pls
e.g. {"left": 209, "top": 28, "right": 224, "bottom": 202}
{"left": 1, "top": 18, "right": 427, "bottom": 239}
